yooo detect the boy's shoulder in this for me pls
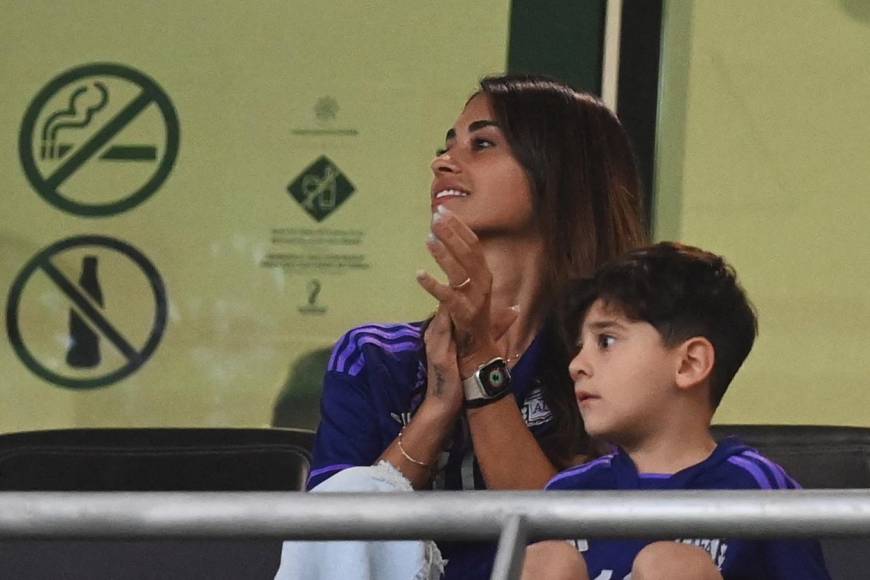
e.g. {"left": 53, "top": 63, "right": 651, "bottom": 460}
{"left": 546, "top": 453, "right": 618, "bottom": 490}
{"left": 701, "top": 438, "right": 802, "bottom": 490}
{"left": 544, "top": 439, "right": 803, "bottom": 491}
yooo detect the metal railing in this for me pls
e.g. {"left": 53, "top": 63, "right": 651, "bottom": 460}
{"left": 2, "top": 490, "right": 869, "bottom": 579}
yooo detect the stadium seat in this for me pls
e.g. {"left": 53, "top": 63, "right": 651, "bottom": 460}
{"left": 712, "top": 424, "right": 870, "bottom": 579}
{"left": 0, "top": 427, "right": 314, "bottom": 580}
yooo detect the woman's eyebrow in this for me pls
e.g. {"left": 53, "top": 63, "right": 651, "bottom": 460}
{"left": 468, "top": 119, "right": 499, "bottom": 132}
{"left": 443, "top": 120, "right": 500, "bottom": 142}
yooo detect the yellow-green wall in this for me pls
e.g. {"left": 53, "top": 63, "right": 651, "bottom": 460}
{"left": 6, "top": 0, "right": 866, "bottom": 431}
{"left": 657, "top": 1, "right": 870, "bottom": 425}
{"left": 0, "top": 1, "right": 511, "bottom": 431}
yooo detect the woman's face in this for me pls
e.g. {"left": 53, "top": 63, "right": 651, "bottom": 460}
{"left": 430, "top": 93, "right": 536, "bottom": 237}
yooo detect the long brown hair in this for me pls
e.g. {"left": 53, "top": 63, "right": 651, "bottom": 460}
{"left": 478, "top": 74, "right": 648, "bottom": 466}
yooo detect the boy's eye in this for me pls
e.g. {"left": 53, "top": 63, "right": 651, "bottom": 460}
{"left": 597, "top": 334, "right": 615, "bottom": 349}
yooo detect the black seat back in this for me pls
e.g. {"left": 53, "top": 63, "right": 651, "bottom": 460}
{"left": 0, "top": 427, "right": 314, "bottom": 491}
{"left": 0, "top": 428, "right": 314, "bottom": 580}
{"left": 712, "top": 424, "right": 870, "bottom": 580}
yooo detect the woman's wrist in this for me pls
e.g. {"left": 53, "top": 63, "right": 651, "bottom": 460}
{"left": 385, "top": 403, "right": 457, "bottom": 485}
{"left": 396, "top": 426, "right": 432, "bottom": 467}
{"left": 458, "top": 341, "right": 503, "bottom": 379}
{"left": 416, "top": 396, "right": 462, "bottom": 429}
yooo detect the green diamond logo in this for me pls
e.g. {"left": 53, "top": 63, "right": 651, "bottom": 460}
{"left": 287, "top": 156, "right": 355, "bottom": 222}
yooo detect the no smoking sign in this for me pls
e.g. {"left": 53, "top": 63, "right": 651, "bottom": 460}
{"left": 19, "top": 63, "right": 179, "bottom": 217}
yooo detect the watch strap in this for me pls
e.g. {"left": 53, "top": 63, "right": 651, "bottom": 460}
{"left": 463, "top": 387, "right": 510, "bottom": 408}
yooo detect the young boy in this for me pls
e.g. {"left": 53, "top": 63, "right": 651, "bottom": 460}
{"left": 522, "top": 242, "right": 830, "bottom": 580}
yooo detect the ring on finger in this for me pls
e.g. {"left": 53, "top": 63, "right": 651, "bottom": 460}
{"left": 451, "top": 277, "right": 472, "bottom": 290}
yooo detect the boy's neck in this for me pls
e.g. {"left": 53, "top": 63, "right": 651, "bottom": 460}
{"left": 620, "top": 424, "right": 717, "bottom": 475}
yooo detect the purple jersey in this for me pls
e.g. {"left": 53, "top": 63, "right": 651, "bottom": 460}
{"left": 310, "top": 322, "right": 559, "bottom": 580}
{"left": 546, "top": 438, "right": 831, "bottom": 579}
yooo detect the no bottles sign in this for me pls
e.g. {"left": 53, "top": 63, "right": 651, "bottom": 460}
{"left": 5, "top": 236, "right": 168, "bottom": 390}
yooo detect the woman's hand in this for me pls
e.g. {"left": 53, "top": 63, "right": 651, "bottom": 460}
{"left": 416, "top": 206, "right": 517, "bottom": 377}
{"left": 422, "top": 305, "right": 463, "bottom": 417}
{"left": 376, "top": 306, "right": 460, "bottom": 488}
{"left": 415, "top": 207, "right": 558, "bottom": 490}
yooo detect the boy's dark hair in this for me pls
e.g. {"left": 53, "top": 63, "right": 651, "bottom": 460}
{"left": 562, "top": 242, "right": 758, "bottom": 408}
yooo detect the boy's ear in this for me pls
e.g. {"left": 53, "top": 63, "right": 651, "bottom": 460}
{"left": 674, "top": 337, "right": 715, "bottom": 391}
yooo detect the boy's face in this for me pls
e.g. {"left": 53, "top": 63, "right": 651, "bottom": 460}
{"left": 568, "top": 299, "right": 681, "bottom": 445}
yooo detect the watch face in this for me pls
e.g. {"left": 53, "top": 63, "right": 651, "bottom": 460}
{"left": 480, "top": 360, "right": 510, "bottom": 397}
{"left": 488, "top": 368, "right": 506, "bottom": 388}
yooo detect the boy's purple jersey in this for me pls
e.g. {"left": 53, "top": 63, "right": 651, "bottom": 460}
{"left": 546, "top": 438, "right": 831, "bottom": 580}
{"left": 309, "top": 322, "right": 560, "bottom": 580}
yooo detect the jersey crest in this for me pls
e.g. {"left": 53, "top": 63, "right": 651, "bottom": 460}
{"left": 521, "top": 387, "right": 553, "bottom": 427}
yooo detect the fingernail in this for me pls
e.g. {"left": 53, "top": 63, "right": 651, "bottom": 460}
{"left": 426, "top": 233, "right": 438, "bottom": 246}
{"left": 416, "top": 269, "right": 427, "bottom": 279}
{"left": 510, "top": 304, "right": 521, "bottom": 313}
{"left": 432, "top": 211, "right": 444, "bottom": 224}
{"left": 437, "top": 205, "right": 450, "bottom": 216}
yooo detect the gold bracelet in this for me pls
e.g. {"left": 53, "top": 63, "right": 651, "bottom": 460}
{"left": 397, "top": 427, "right": 431, "bottom": 467}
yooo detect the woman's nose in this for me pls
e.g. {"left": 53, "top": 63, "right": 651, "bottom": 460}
{"left": 431, "top": 150, "right": 460, "bottom": 175}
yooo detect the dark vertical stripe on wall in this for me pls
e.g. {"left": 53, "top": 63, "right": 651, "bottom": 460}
{"left": 617, "top": 1, "right": 664, "bottom": 226}
{"left": 507, "top": 0, "right": 606, "bottom": 95}
{"left": 507, "top": 0, "right": 663, "bottom": 232}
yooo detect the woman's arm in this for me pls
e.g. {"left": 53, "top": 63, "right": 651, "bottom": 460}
{"left": 377, "top": 306, "right": 463, "bottom": 489}
{"left": 416, "top": 208, "right": 559, "bottom": 489}
{"left": 308, "top": 359, "right": 385, "bottom": 489}
{"left": 468, "top": 399, "right": 559, "bottom": 488}
{"left": 459, "top": 352, "right": 558, "bottom": 489}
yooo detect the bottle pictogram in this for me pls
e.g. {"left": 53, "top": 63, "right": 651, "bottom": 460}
{"left": 66, "top": 255, "right": 104, "bottom": 367}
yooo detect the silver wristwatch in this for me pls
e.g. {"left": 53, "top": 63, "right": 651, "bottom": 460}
{"left": 462, "top": 357, "right": 511, "bottom": 408}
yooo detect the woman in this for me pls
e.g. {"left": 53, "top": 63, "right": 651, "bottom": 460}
{"left": 280, "top": 74, "right": 647, "bottom": 580}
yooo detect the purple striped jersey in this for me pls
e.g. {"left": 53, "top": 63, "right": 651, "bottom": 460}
{"left": 545, "top": 438, "right": 831, "bottom": 579}
{"left": 309, "top": 321, "right": 558, "bottom": 580}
